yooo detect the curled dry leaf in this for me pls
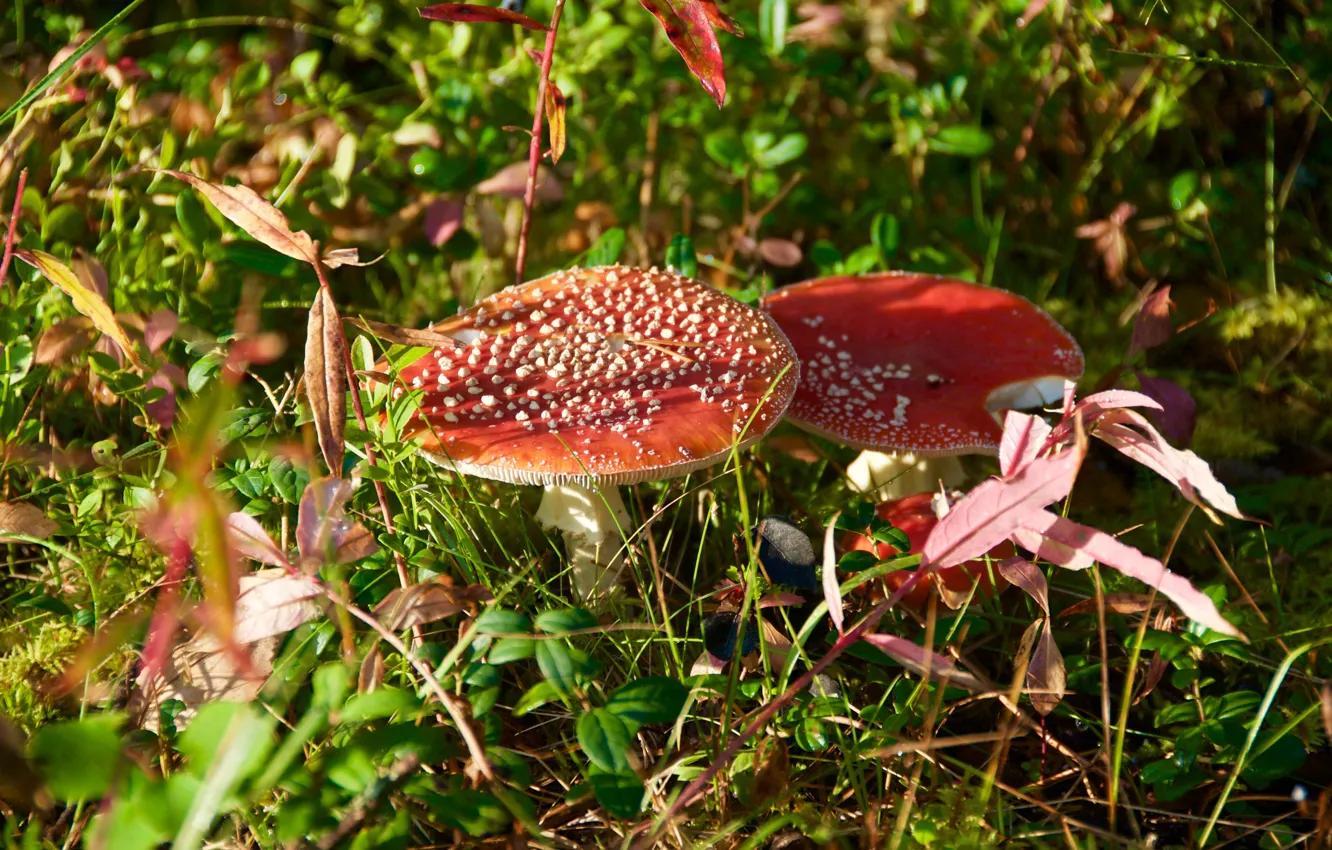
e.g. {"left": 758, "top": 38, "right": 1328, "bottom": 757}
{"left": 1000, "top": 559, "right": 1064, "bottom": 715}
{"left": 129, "top": 632, "right": 280, "bottom": 733}
{"left": 373, "top": 577, "right": 493, "bottom": 631}
{"left": 16, "top": 250, "right": 144, "bottom": 369}
{"left": 305, "top": 287, "right": 348, "bottom": 476}
{"left": 322, "top": 246, "right": 385, "bottom": 269}
{"left": 0, "top": 501, "right": 60, "bottom": 543}
{"left": 154, "top": 169, "right": 319, "bottom": 266}
{"left": 862, "top": 634, "right": 985, "bottom": 692}
{"left": 419, "top": 2, "right": 551, "bottom": 31}
{"left": 638, "top": 0, "right": 728, "bottom": 107}
{"left": 545, "top": 81, "right": 568, "bottom": 164}
{"left": 346, "top": 316, "right": 465, "bottom": 350}
{"left": 1057, "top": 593, "right": 1156, "bottom": 619}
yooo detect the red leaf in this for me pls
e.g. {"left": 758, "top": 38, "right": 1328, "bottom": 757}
{"left": 923, "top": 443, "right": 1084, "bottom": 570}
{"left": 997, "top": 557, "right": 1049, "bottom": 615}
{"left": 143, "top": 309, "right": 178, "bottom": 354}
{"left": 419, "top": 3, "right": 550, "bottom": 30}
{"left": 144, "top": 371, "right": 177, "bottom": 431}
{"left": 1021, "top": 509, "right": 1243, "bottom": 639}
{"left": 698, "top": 0, "right": 743, "bottom": 34}
{"left": 1134, "top": 371, "right": 1197, "bottom": 446}
{"left": 1128, "top": 285, "right": 1174, "bottom": 359}
{"left": 639, "top": 0, "right": 728, "bottom": 107}
{"left": 862, "top": 634, "right": 984, "bottom": 692}
{"left": 297, "top": 477, "right": 379, "bottom": 566}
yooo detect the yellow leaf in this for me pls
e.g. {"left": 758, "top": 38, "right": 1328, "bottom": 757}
{"left": 155, "top": 169, "right": 319, "bottom": 266}
{"left": 546, "top": 81, "right": 567, "bottom": 164}
{"left": 16, "top": 250, "right": 144, "bottom": 369}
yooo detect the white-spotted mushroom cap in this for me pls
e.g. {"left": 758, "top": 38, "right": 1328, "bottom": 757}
{"left": 388, "top": 266, "right": 799, "bottom": 486}
{"left": 762, "top": 273, "right": 1084, "bottom": 456}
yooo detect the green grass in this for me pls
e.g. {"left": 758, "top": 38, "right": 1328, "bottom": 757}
{"left": 1, "top": 0, "right": 1331, "bottom": 847}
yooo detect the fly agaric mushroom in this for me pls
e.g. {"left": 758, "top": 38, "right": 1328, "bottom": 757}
{"left": 762, "top": 273, "right": 1084, "bottom": 498}
{"left": 388, "top": 265, "right": 799, "bottom": 597}
{"left": 844, "top": 492, "right": 1012, "bottom": 607}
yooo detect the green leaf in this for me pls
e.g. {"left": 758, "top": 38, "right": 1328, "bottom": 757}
{"left": 535, "top": 640, "right": 577, "bottom": 695}
{"left": 339, "top": 687, "right": 423, "bottom": 723}
{"left": 704, "top": 130, "right": 746, "bottom": 172}
{"left": 754, "top": 133, "right": 807, "bottom": 169}
{"left": 28, "top": 713, "right": 124, "bottom": 801}
{"left": 758, "top": 0, "right": 788, "bottom": 55}
{"left": 177, "top": 702, "right": 274, "bottom": 781}
{"left": 475, "top": 609, "right": 532, "bottom": 635}
{"left": 605, "top": 677, "right": 688, "bottom": 732}
{"left": 535, "top": 608, "right": 597, "bottom": 634}
{"left": 420, "top": 789, "right": 511, "bottom": 837}
{"left": 665, "top": 234, "right": 698, "bottom": 279}
{"left": 927, "top": 125, "right": 995, "bottom": 157}
{"left": 514, "top": 680, "right": 564, "bottom": 716}
{"left": 290, "top": 50, "right": 322, "bottom": 83}
{"left": 576, "top": 709, "right": 632, "bottom": 773}
{"left": 872, "top": 212, "right": 900, "bottom": 262}
{"left": 794, "top": 716, "right": 828, "bottom": 751}
{"left": 584, "top": 228, "right": 626, "bottom": 267}
{"left": 587, "top": 767, "right": 645, "bottom": 818}
{"left": 489, "top": 637, "right": 535, "bottom": 664}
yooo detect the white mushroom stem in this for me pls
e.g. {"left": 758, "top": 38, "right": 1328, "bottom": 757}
{"left": 535, "top": 483, "right": 632, "bottom": 599}
{"left": 846, "top": 451, "right": 966, "bottom": 502}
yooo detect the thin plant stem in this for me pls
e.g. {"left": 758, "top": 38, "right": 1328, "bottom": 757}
{"left": 0, "top": 169, "right": 28, "bottom": 286}
{"left": 513, "top": 0, "right": 568, "bottom": 284}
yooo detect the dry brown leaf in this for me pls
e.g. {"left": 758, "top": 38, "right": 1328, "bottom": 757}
{"left": 1322, "top": 681, "right": 1332, "bottom": 742}
{"left": 16, "top": 250, "right": 144, "bottom": 369}
{"left": 154, "top": 169, "right": 319, "bottom": 265}
{"left": 1027, "top": 620, "right": 1065, "bottom": 716}
{"left": 305, "top": 287, "right": 347, "bottom": 475}
{"left": 546, "top": 82, "right": 568, "bottom": 164}
{"left": 34, "top": 316, "right": 97, "bottom": 364}
{"left": 765, "top": 434, "right": 821, "bottom": 463}
{"left": 130, "top": 632, "right": 279, "bottom": 733}
{"left": 0, "top": 501, "right": 59, "bottom": 543}
{"left": 758, "top": 238, "right": 802, "bottom": 268}
{"left": 359, "top": 646, "right": 384, "bottom": 694}
{"left": 1056, "top": 593, "right": 1155, "bottom": 620}
{"left": 374, "top": 577, "right": 492, "bottom": 631}
{"left": 475, "top": 162, "right": 563, "bottom": 203}
{"left": 346, "top": 316, "right": 465, "bottom": 350}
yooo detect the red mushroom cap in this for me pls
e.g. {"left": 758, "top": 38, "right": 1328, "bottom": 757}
{"left": 844, "top": 493, "right": 1013, "bottom": 606}
{"left": 389, "top": 266, "right": 799, "bottom": 486}
{"left": 763, "top": 273, "right": 1084, "bottom": 456}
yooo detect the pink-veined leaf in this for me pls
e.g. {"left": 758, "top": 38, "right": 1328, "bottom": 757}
{"left": 16, "top": 250, "right": 144, "bottom": 369}
{"left": 999, "top": 410, "right": 1053, "bottom": 477}
{"left": 638, "top": 0, "right": 728, "bottom": 107}
{"left": 226, "top": 512, "right": 290, "bottom": 568}
{"left": 1094, "top": 408, "right": 1244, "bottom": 522}
{"left": 418, "top": 3, "right": 550, "bottom": 30}
{"left": 1010, "top": 525, "right": 1094, "bottom": 570}
{"left": 1134, "top": 371, "right": 1197, "bottom": 446}
{"left": 154, "top": 170, "right": 320, "bottom": 266}
{"left": 822, "top": 512, "right": 842, "bottom": 634}
{"left": 232, "top": 570, "right": 325, "bottom": 643}
{"left": 923, "top": 442, "right": 1084, "bottom": 570}
{"left": 1022, "top": 509, "right": 1244, "bottom": 639}
{"left": 1128, "top": 284, "right": 1173, "bottom": 359}
{"left": 306, "top": 287, "right": 347, "bottom": 476}
{"left": 862, "top": 634, "right": 985, "bottom": 692}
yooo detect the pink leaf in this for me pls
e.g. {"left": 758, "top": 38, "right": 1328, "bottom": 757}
{"left": 145, "top": 371, "right": 177, "bottom": 431}
{"left": 1128, "top": 285, "right": 1173, "bottom": 359}
{"left": 997, "top": 557, "right": 1049, "bottom": 615}
{"left": 1134, "top": 371, "right": 1197, "bottom": 446}
{"left": 143, "top": 309, "right": 178, "bottom": 354}
{"left": 999, "top": 411, "right": 1053, "bottom": 477}
{"left": 1094, "top": 408, "right": 1244, "bottom": 522}
{"left": 418, "top": 3, "right": 550, "bottom": 30}
{"left": 822, "top": 512, "right": 843, "bottom": 634}
{"left": 923, "top": 443, "right": 1084, "bottom": 570}
{"left": 423, "top": 198, "right": 465, "bottom": 247}
{"left": 1025, "top": 619, "right": 1065, "bottom": 716}
{"left": 1022, "top": 509, "right": 1243, "bottom": 639}
{"left": 233, "top": 571, "right": 325, "bottom": 643}
{"left": 297, "top": 477, "right": 379, "bottom": 566}
{"left": 862, "top": 634, "right": 985, "bottom": 692}
{"left": 227, "top": 512, "right": 291, "bottom": 568}
{"left": 759, "top": 591, "right": 806, "bottom": 609}
{"left": 638, "top": 0, "right": 728, "bottom": 107}
{"left": 1010, "top": 525, "right": 1094, "bottom": 570}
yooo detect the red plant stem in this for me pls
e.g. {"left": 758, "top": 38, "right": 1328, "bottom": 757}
{"left": 632, "top": 567, "right": 936, "bottom": 849}
{"left": 0, "top": 168, "right": 28, "bottom": 286}
{"left": 513, "top": 0, "right": 568, "bottom": 285}
{"left": 311, "top": 255, "right": 419, "bottom": 645}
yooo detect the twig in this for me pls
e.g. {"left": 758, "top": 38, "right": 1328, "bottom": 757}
{"left": 0, "top": 168, "right": 28, "bottom": 286}
{"left": 513, "top": 0, "right": 569, "bottom": 285}
{"left": 327, "top": 588, "right": 494, "bottom": 782}
{"left": 311, "top": 252, "right": 421, "bottom": 647}
{"left": 316, "top": 753, "right": 422, "bottom": 850}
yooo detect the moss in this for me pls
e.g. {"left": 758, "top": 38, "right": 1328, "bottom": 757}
{"left": 0, "top": 620, "right": 86, "bottom": 735}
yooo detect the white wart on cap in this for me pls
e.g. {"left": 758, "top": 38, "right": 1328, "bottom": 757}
{"left": 763, "top": 273, "right": 1084, "bottom": 456}
{"left": 393, "top": 265, "right": 800, "bottom": 485}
